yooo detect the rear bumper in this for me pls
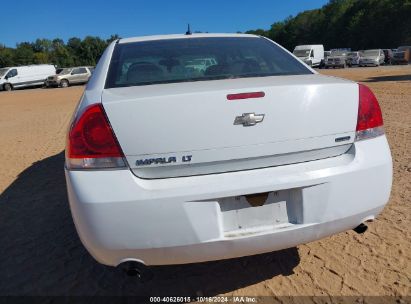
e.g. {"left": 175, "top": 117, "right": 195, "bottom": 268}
{"left": 45, "top": 80, "right": 60, "bottom": 87}
{"left": 65, "top": 136, "right": 392, "bottom": 266}
{"left": 347, "top": 60, "right": 359, "bottom": 65}
{"left": 391, "top": 59, "right": 408, "bottom": 64}
{"left": 325, "top": 62, "right": 344, "bottom": 67}
{"left": 359, "top": 61, "right": 379, "bottom": 66}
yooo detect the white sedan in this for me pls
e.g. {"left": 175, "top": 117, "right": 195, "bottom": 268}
{"left": 65, "top": 33, "right": 392, "bottom": 277}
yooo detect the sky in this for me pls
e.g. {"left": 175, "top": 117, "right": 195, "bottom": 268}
{"left": 1, "top": 0, "right": 328, "bottom": 47}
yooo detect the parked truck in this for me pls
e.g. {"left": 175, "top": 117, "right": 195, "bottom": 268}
{"left": 392, "top": 46, "right": 411, "bottom": 64}
{"left": 346, "top": 51, "right": 363, "bottom": 67}
{"left": 359, "top": 49, "right": 385, "bottom": 67}
{"left": 293, "top": 45, "right": 324, "bottom": 67}
{"left": 325, "top": 50, "right": 349, "bottom": 68}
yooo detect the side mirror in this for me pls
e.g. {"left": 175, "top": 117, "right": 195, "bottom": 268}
{"left": 5, "top": 75, "right": 8, "bottom": 80}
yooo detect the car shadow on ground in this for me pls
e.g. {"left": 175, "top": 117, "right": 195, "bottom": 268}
{"left": 363, "top": 74, "right": 411, "bottom": 82}
{"left": 0, "top": 152, "right": 300, "bottom": 296}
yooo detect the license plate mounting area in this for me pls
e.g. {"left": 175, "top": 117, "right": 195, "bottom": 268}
{"left": 219, "top": 190, "right": 294, "bottom": 237}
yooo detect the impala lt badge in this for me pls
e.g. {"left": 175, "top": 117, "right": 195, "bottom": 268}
{"left": 234, "top": 113, "right": 265, "bottom": 127}
{"left": 135, "top": 155, "right": 192, "bottom": 166}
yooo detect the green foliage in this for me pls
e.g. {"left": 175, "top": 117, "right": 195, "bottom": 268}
{"left": 0, "top": 35, "right": 121, "bottom": 68}
{"left": 78, "top": 36, "right": 107, "bottom": 66}
{"left": 0, "top": 45, "right": 15, "bottom": 67}
{"left": 14, "top": 42, "right": 35, "bottom": 65}
{"left": 247, "top": 0, "right": 411, "bottom": 50}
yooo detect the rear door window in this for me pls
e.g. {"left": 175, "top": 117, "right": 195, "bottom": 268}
{"left": 77, "top": 67, "right": 88, "bottom": 74}
{"left": 72, "top": 68, "right": 87, "bottom": 75}
{"left": 71, "top": 68, "right": 81, "bottom": 75}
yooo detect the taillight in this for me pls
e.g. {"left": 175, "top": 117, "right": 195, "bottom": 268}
{"left": 66, "top": 103, "right": 126, "bottom": 169}
{"left": 355, "top": 84, "right": 384, "bottom": 141}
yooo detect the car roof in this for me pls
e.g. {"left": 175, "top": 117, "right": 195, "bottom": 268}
{"left": 118, "top": 33, "right": 259, "bottom": 44}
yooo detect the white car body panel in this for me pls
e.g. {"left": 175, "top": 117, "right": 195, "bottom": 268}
{"left": 65, "top": 34, "right": 393, "bottom": 266}
{"left": 66, "top": 136, "right": 392, "bottom": 266}
{"left": 103, "top": 75, "right": 358, "bottom": 178}
{"left": 119, "top": 33, "right": 266, "bottom": 44}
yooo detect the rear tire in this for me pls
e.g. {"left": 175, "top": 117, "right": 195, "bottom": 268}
{"left": 3, "top": 83, "right": 12, "bottom": 91}
{"left": 60, "top": 79, "right": 69, "bottom": 88}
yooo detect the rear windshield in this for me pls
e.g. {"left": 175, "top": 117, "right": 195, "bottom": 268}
{"left": 105, "top": 37, "right": 311, "bottom": 88}
{"left": 363, "top": 50, "right": 380, "bottom": 56}
{"left": 331, "top": 51, "right": 347, "bottom": 56}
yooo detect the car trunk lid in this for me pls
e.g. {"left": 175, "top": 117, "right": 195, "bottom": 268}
{"left": 102, "top": 74, "right": 358, "bottom": 178}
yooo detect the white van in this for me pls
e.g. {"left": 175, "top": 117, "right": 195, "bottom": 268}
{"left": 0, "top": 65, "right": 56, "bottom": 91}
{"left": 293, "top": 45, "right": 324, "bottom": 67}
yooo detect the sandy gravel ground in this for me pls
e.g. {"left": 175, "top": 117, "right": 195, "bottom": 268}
{"left": 0, "top": 66, "right": 409, "bottom": 297}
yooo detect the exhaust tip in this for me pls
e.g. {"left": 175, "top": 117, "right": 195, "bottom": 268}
{"left": 353, "top": 223, "right": 368, "bottom": 234}
{"left": 126, "top": 266, "right": 141, "bottom": 277}
{"left": 119, "top": 261, "right": 153, "bottom": 282}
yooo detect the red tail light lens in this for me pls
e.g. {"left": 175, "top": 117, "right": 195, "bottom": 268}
{"left": 67, "top": 104, "right": 125, "bottom": 169}
{"left": 355, "top": 84, "right": 384, "bottom": 141}
{"left": 356, "top": 84, "right": 383, "bottom": 131}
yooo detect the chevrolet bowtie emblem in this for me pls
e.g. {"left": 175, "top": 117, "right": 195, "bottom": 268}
{"left": 233, "top": 113, "right": 265, "bottom": 127}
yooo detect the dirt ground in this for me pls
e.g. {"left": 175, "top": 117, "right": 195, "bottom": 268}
{"left": 0, "top": 66, "right": 409, "bottom": 297}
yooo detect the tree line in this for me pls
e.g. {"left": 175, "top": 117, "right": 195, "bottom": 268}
{"left": 247, "top": 0, "right": 411, "bottom": 51}
{"left": 0, "top": 35, "right": 120, "bottom": 68}
{"left": 1, "top": 0, "right": 411, "bottom": 68}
